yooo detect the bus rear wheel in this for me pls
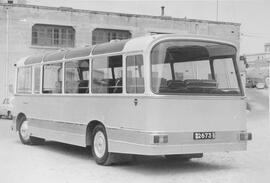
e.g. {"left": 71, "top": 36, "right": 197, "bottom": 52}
{"left": 18, "top": 117, "right": 45, "bottom": 145}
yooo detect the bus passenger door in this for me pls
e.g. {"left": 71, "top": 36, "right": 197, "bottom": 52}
{"left": 124, "top": 54, "right": 146, "bottom": 129}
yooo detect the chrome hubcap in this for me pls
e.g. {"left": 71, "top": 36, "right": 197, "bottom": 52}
{"left": 94, "top": 131, "right": 106, "bottom": 158}
{"left": 20, "top": 120, "right": 30, "bottom": 141}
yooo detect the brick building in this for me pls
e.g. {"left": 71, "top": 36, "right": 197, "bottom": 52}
{"left": 0, "top": 2, "right": 241, "bottom": 100}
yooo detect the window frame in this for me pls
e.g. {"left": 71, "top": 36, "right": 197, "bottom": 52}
{"left": 149, "top": 39, "right": 244, "bottom": 96}
{"left": 92, "top": 28, "right": 131, "bottom": 45}
{"left": 31, "top": 24, "right": 75, "bottom": 48}
{"left": 126, "top": 54, "right": 145, "bottom": 94}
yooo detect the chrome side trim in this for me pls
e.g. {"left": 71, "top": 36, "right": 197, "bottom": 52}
{"left": 27, "top": 117, "right": 85, "bottom": 125}
{"left": 28, "top": 118, "right": 86, "bottom": 147}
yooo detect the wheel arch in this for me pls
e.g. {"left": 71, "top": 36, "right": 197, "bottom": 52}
{"left": 16, "top": 113, "right": 26, "bottom": 131}
{"left": 85, "top": 120, "right": 105, "bottom": 146}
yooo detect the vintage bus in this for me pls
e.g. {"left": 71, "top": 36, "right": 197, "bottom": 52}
{"left": 12, "top": 34, "right": 252, "bottom": 165}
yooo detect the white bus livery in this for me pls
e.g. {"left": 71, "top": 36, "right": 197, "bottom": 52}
{"left": 12, "top": 34, "right": 252, "bottom": 165}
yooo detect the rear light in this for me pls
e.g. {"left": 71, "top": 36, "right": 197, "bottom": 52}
{"left": 240, "top": 132, "right": 252, "bottom": 141}
{"left": 152, "top": 134, "right": 168, "bottom": 144}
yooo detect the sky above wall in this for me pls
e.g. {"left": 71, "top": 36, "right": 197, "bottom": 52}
{"left": 26, "top": 0, "right": 270, "bottom": 55}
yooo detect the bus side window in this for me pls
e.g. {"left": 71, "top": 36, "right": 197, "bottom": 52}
{"left": 64, "top": 60, "right": 89, "bottom": 94}
{"left": 17, "top": 67, "right": 32, "bottom": 94}
{"left": 126, "top": 55, "right": 145, "bottom": 93}
{"left": 33, "top": 66, "right": 41, "bottom": 94}
{"left": 43, "top": 63, "right": 63, "bottom": 94}
{"left": 91, "top": 55, "right": 123, "bottom": 94}
{"left": 214, "top": 59, "right": 239, "bottom": 89}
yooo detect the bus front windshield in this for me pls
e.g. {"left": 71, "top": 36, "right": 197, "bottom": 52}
{"left": 151, "top": 40, "right": 242, "bottom": 95}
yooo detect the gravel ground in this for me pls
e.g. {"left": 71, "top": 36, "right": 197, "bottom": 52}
{"left": 0, "top": 88, "right": 269, "bottom": 183}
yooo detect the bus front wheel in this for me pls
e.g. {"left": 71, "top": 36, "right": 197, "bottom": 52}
{"left": 91, "top": 125, "right": 115, "bottom": 165}
{"left": 18, "top": 117, "right": 45, "bottom": 145}
{"left": 91, "top": 125, "right": 133, "bottom": 165}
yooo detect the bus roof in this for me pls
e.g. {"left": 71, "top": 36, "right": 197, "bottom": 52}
{"left": 18, "top": 34, "right": 237, "bottom": 67}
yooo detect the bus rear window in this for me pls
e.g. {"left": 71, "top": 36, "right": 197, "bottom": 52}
{"left": 17, "top": 67, "right": 32, "bottom": 94}
{"left": 151, "top": 41, "right": 241, "bottom": 95}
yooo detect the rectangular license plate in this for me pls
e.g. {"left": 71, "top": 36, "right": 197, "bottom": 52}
{"left": 193, "top": 132, "right": 216, "bottom": 140}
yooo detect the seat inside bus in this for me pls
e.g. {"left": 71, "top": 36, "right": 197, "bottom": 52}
{"left": 92, "top": 78, "right": 122, "bottom": 93}
{"left": 64, "top": 80, "right": 89, "bottom": 93}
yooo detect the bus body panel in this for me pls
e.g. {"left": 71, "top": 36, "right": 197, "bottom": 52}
{"left": 14, "top": 94, "right": 247, "bottom": 155}
{"left": 14, "top": 95, "right": 245, "bottom": 132}
{"left": 140, "top": 97, "right": 246, "bottom": 132}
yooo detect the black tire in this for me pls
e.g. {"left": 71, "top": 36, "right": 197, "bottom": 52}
{"left": 165, "top": 153, "right": 203, "bottom": 161}
{"left": 31, "top": 136, "right": 45, "bottom": 145}
{"left": 91, "top": 125, "right": 133, "bottom": 165}
{"left": 165, "top": 155, "right": 191, "bottom": 162}
{"left": 18, "top": 116, "right": 45, "bottom": 145}
{"left": 91, "top": 125, "right": 115, "bottom": 165}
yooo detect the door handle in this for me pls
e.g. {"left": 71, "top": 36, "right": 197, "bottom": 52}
{"left": 134, "top": 98, "right": 138, "bottom": 106}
